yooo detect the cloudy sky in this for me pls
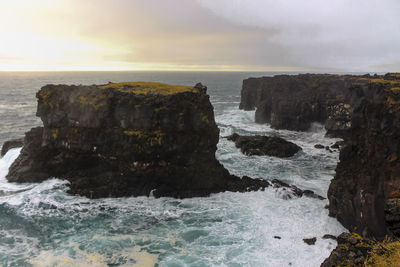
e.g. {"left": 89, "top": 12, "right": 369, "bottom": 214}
{"left": 1, "top": 0, "right": 399, "bottom": 71}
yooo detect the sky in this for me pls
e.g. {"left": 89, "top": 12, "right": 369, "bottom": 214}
{"left": 0, "top": 0, "right": 399, "bottom": 72}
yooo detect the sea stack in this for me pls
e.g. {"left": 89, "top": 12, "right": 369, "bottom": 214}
{"left": 6, "top": 82, "right": 271, "bottom": 198}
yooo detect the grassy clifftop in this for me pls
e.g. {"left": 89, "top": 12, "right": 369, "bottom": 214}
{"left": 99, "top": 82, "right": 196, "bottom": 95}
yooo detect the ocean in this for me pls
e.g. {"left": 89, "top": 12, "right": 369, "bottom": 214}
{"left": 0, "top": 71, "right": 346, "bottom": 266}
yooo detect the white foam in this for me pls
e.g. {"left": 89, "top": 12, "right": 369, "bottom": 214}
{"left": 0, "top": 106, "right": 347, "bottom": 266}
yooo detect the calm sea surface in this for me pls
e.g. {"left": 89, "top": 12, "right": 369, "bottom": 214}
{"left": 0, "top": 71, "right": 346, "bottom": 266}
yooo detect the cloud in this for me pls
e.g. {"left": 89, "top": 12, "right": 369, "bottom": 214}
{"left": 196, "top": 0, "right": 400, "bottom": 71}
{"left": 1, "top": 0, "right": 399, "bottom": 71}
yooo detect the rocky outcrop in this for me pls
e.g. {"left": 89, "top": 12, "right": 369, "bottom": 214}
{"left": 321, "top": 233, "right": 372, "bottom": 267}
{"left": 226, "top": 133, "right": 301, "bottom": 157}
{"left": 327, "top": 74, "right": 400, "bottom": 239}
{"left": 239, "top": 74, "right": 373, "bottom": 135}
{"left": 322, "top": 232, "right": 400, "bottom": 267}
{"left": 6, "top": 81, "right": 320, "bottom": 199}
{"left": 1, "top": 138, "right": 24, "bottom": 156}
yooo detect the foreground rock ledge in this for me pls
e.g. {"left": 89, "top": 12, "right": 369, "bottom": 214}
{"left": 7, "top": 82, "right": 280, "bottom": 198}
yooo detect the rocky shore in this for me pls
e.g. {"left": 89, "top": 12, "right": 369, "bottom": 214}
{"left": 240, "top": 72, "right": 400, "bottom": 265}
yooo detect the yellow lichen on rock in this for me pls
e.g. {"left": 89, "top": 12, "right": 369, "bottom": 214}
{"left": 201, "top": 115, "right": 209, "bottom": 124}
{"left": 51, "top": 128, "right": 59, "bottom": 140}
{"left": 123, "top": 129, "right": 164, "bottom": 146}
{"left": 99, "top": 82, "right": 196, "bottom": 95}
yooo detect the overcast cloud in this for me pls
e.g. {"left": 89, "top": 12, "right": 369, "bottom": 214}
{"left": 1, "top": 0, "right": 399, "bottom": 71}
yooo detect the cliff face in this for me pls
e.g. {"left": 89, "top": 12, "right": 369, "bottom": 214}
{"left": 328, "top": 75, "right": 400, "bottom": 238}
{"left": 240, "top": 73, "right": 400, "bottom": 239}
{"left": 7, "top": 82, "right": 272, "bottom": 198}
{"left": 240, "top": 74, "right": 368, "bottom": 135}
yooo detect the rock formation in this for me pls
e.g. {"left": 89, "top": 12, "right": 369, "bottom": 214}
{"left": 328, "top": 74, "right": 400, "bottom": 239}
{"left": 1, "top": 137, "right": 24, "bottom": 156}
{"left": 226, "top": 133, "right": 301, "bottom": 157}
{"left": 320, "top": 233, "right": 372, "bottom": 266}
{"left": 5, "top": 81, "right": 320, "bottom": 199}
{"left": 239, "top": 74, "right": 375, "bottom": 136}
{"left": 240, "top": 72, "right": 400, "bottom": 239}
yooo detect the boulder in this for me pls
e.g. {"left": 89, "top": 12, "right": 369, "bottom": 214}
{"left": 303, "top": 237, "right": 317, "bottom": 245}
{"left": 227, "top": 133, "right": 301, "bottom": 158}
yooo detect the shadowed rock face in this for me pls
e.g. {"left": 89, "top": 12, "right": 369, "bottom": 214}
{"left": 239, "top": 74, "right": 375, "bottom": 136}
{"left": 328, "top": 77, "right": 400, "bottom": 239}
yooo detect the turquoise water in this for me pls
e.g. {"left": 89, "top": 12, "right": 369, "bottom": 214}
{"left": 0, "top": 72, "right": 346, "bottom": 266}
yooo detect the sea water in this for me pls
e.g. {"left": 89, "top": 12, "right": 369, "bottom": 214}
{"left": 0, "top": 72, "right": 346, "bottom": 266}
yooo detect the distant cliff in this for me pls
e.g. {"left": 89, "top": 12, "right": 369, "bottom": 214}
{"left": 7, "top": 82, "right": 278, "bottom": 198}
{"left": 239, "top": 74, "right": 375, "bottom": 136}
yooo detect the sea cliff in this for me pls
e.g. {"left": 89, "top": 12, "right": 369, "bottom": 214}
{"left": 239, "top": 73, "right": 376, "bottom": 136}
{"left": 239, "top": 73, "right": 400, "bottom": 265}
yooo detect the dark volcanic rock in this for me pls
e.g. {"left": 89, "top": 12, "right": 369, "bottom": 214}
{"left": 328, "top": 74, "right": 400, "bottom": 239}
{"left": 227, "top": 133, "right": 301, "bottom": 158}
{"left": 314, "top": 144, "right": 325, "bottom": 149}
{"left": 6, "top": 82, "right": 316, "bottom": 199}
{"left": 320, "top": 233, "right": 372, "bottom": 267}
{"left": 7, "top": 82, "right": 272, "bottom": 198}
{"left": 271, "top": 179, "right": 325, "bottom": 200}
{"left": 1, "top": 138, "right": 24, "bottom": 156}
{"left": 239, "top": 74, "right": 371, "bottom": 135}
{"left": 303, "top": 237, "right": 317, "bottom": 245}
{"left": 322, "top": 234, "right": 337, "bottom": 241}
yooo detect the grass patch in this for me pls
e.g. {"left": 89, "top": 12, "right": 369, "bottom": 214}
{"left": 99, "top": 82, "right": 196, "bottom": 95}
{"left": 365, "top": 239, "right": 400, "bottom": 266}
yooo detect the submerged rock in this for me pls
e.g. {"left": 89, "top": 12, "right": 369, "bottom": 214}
{"left": 1, "top": 138, "right": 24, "bottom": 156}
{"left": 322, "top": 234, "right": 337, "bottom": 240}
{"left": 226, "top": 133, "right": 301, "bottom": 158}
{"left": 303, "top": 237, "right": 317, "bottom": 245}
